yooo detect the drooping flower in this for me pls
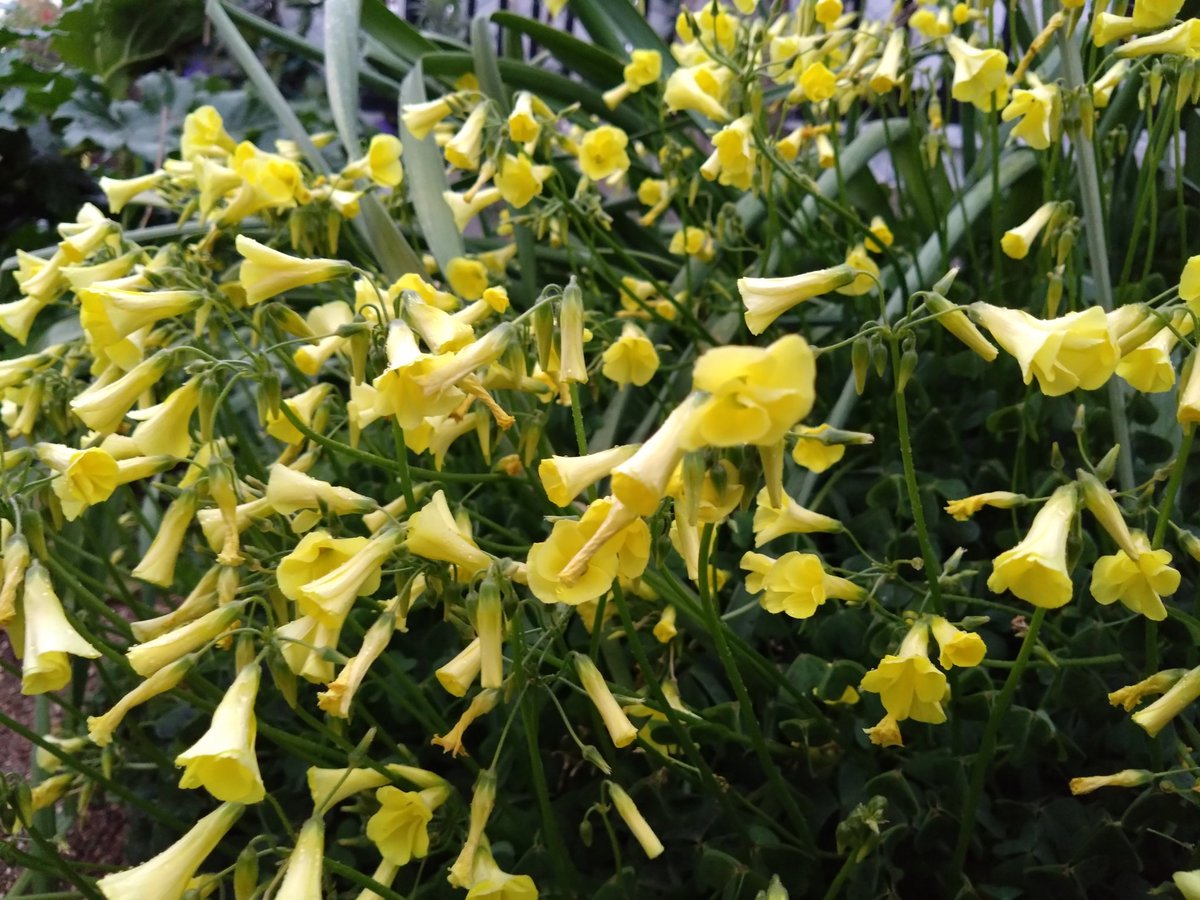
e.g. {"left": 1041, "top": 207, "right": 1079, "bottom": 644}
{"left": 1090, "top": 531, "right": 1180, "bottom": 621}
{"left": 737, "top": 265, "right": 856, "bottom": 335}
{"left": 946, "top": 35, "right": 1009, "bottom": 111}
{"left": 367, "top": 784, "right": 451, "bottom": 866}
{"left": 406, "top": 490, "right": 493, "bottom": 580}
{"left": 234, "top": 236, "right": 350, "bottom": 306}
{"left": 607, "top": 782, "right": 664, "bottom": 859}
{"left": 275, "top": 817, "right": 325, "bottom": 899}
{"left": 174, "top": 663, "right": 266, "bottom": 804}
{"left": 577, "top": 125, "right": 631, "bottom": 182}
{"left": 575, "top": 653, "right": 637, "bottom": 748}
{"left": 860, "top": 621, "right": 949, "bottom": 724}
{"left": 601, "top": 323, "right": 659, "bottom": 387}
{"left": 663, "top": 64, "right": 731, "bottom": 121}
{"left": 527, "top": 497, "right": 647, "bottom": 605}
{"left": 20, "top": 562, "right": 101, "bottom": 694}
{"left": 987, "top": 484, "right": 1077, "bottom": 608}
{"left": 928, "top": 617, "right": 987, "bottom": 668}
{"left": 1002, "top": 83, "right": 1062, "bottom": 150}
{"left": 752, "top": 487, "right": 841, "bottom": 545}
{"left": 1130, "top": 664, "right": 1200, "bottom": 736}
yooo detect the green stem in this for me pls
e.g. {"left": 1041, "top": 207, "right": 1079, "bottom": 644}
{"left": 1059, "top": 28, "right": 1135, "bottom": 493}
{"left": 695, "top": 523, "right": 814, "bottom": 848}
{"left": 1152, "top": 425, "right": 1193, "bottom": 549}
{"left": 568, "top": 382, "right": 589, "bottom": 455}
{"left": 952, "top": 605, "right": 1047, "bottom": 879}
{"left": 890, "top": 337, "right": 943, "bottom": 616}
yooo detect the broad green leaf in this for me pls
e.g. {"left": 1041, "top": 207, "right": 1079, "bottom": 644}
{"left": 492, "top": 11, "right": 623, "bottom": 88}
{"left": 470, "top": 14, "right": 507, "bottom": 112}
{"left": 325, "top": 0, "right": 364, "bottom": 155}
{"left": 399, "top": 61, "right": 464, "bottom": 276}
{"left": 567, "top": 0, "right": 673, "bottom": 68}
{"left": 360, "top": 0, "right": 438, "bottom": 63}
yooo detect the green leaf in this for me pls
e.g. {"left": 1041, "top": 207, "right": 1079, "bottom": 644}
{"left": 470, "top": 14, "right": 508, "bottom": 112}
{"left": 492, "top": 11, "right": 623, "bottom": 88}
{"left": 325, "top": 0, "right": 364, "bottom": 155}
{"left": 567, "top": 0, "right": 673, "bottom": 68}
{"left": 360, "top": 0, "right": 438, "bottom": 64}
{"left": 398, "top": 62, "right": 464, "bottom": 276}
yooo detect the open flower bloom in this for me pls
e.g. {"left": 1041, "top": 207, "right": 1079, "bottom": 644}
{"left": 0, "top": 534, "right": 30, "bottom": 626}
{"left": 70, "top": 351, "right": 171, "bottom": 434}
{"left": 1002, "top": 82, "right": 1061, "bottom": 150}
{"left": 575, "top": 653, "right": 638, "bottom": 748}
{"left": 539, "top": 443, "right": 639, "bottom": 507}
{"left": 972, "top": 304, "right": 1119, "bottom": 396}
{"left": 870, "top": 29, "right": 906, "bottom": 93}
{"left": 508, "top": 90, "right": 549, "bottom": 142}
{"left": 80, "top": 286, "right": 201, "bottom": 346}
{"left": 683, "top": 334, "right": 816, "bottom": 449}
{"left": 752, "top": 487, "right": 842, "bottom": 545}
{"left": 860, "top": 621, "right": 949, "bottom": 724}
{"left": 344, "top": 133, "right": 404, "bottom": 187}
{"left": 276, "top": 817, "right": 325, "bottom": 898}
{"left": 1090, "top": 531, "right": 1180, "bottom": 621}
{"left": 699, "top": 115, "right": 756, "bottom": 189}
{"left": 602, "top": 322, "right": 659, "bottom": 387}
{"left": 174, "top": 663, "right": 266, "bottom": 804}
{"left": 443, "top": 187, "right": 503, "bottom": 232}
{"left": 131, "top": 488, "right": 197, "bottom": 587}
{"left": 36, "top": 443, "right": 119, "bottom": 521}
{"left": 266, "top": 383, "right": 331, "bottom": 444}
{"left": 266, "top": 463, "right": 376, "bottom": 516}
{"left": 128, "top": 378, "right": 201, "bottom": 458}
{"left": 944, "top": 490, "right": 1024, "bottom": 521}
{"left": 296, "top": 527, "right": 399, "bottom": 624}
{"left": 748, "top": 551, "right": 863, "bottom": 619}
{"left": 367, "top": 784, "right": 451, "bottom": 865}
{"left": 987, "top": 484, "right": 1077, "bottom": 608}
{"left": 278, "top": 613, "right": 346, "bottom": 684}
{"left": 445, "top": 103, "right": 489, "bottom": 170}
{"left": 406, "top": 490, "right": 492, "bottom": 580}
{"left": 608, "top": 782, "right": 664, "bottom": 859}
{"left": 278, "top": 530, "right": 370, "bottom": 601}
{"left": 1131, "top": 664, "right": 1200, "bottom": 736}
{"left": 612, "top": 401, "right": 694, "bottom": 515}
{"left": 96, "top": 802, "right": 244, "bottom": 900}
{"left": 436, "top": 638, "right": 482, "bottom": 697}
{"left": 88, "top": 653, "right": 197, "bottom": 746}
{"left": 737, "top": 265, "right": 856, "bottom": 335}
{"left": 21, "top": 562, "right": 101, "bottom": 694}
{"left": 929, "top": 616, "right": 987, "bottom": 668}
{"left": 1000, "top": 201, "right": 1056, "bottom": 259}
{"left": 527, "top": 497, "right": 648, "bottom": 605}
{"left": 293, "top": 301, "right": 353, "bottom": 375}
{"left": 464, "top": 839, "right": 540, "bottom": 899}
{"left": 946, "top": 35, "right": 1008, "bottom": 111}
{"left": 402, "top": 96, "right": 454, "bottom": 140}
{"left": 577, "top": 125, "right": 631, "bottom": 182}
{"left": 372, "top": 320, "right": 465, "bottom": 431}
{"left": 1116, "top": 18, "right": 1200, "bottom": 59}
{"left": 234, "top": 235, "right": 350, "bottom": 305}
{"left": 664, "top": 63, "right": 731, "bottom": 121}
{"left": 791, "top": 424, "right": 846, "bottom": 473}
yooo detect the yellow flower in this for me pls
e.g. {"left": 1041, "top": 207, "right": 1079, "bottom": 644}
{"left": 929, "top": 617, "right": 987, "bottom": 668}
{"left": 664, "top": 64, "right": 731, "bottom": 121}
{"left": 1002, "top": 84, "right": 1061, "bottom": 150}
{"left": 1068, "top": 769, "right": 1153, "bottom": 796}
{"left": 448, "top": 770, "right": 497, "bottom": 888}
{"left": 1109, "top": 668, "right": 1186, "bottom": 711}
{"left": 752, "top": 487, "right": 841, "bottom": 545}
{"left": 402, "top": 97, "right": 454, "bottom": 140}
{"left": 527, "top": 497, "right": 647, "bottom": 605}
{"left": 1133, "top": 0, "right": 1185, "bottom": 28}
{"left": 575, "top": 653, "right": 637, "bottom": 748}
{"left": 131, "top": 488, "right": 197, "bottom": 588}
{"left": 445, "top": 103, "right": 490, "bottom": 171}
{"left": 944, "top": 490, "right": 1024, "bottom": 521}
{"left": 683, "top": 334, "right": 816, "bottom": 449}
{"left": 433, "top": 688, "right": 501, "bottom": 757}
{"left": 276, "top": 817, "right": 325, "bottom": 898}
{"left": 465, "top": 841, "right": 540, "bottom": 899}
{"left": 668, "top": 225, "right": 715, "bottom": 262}
{"left": 508, "top": 91, "right": 549, "bottom": 142}
{"left": 815, "top": 0, "right": 843, "bottom": 24}
{"left": 700, "top": 114, "right": 756, "bottom": 189}
{"left": 174, "top": 664, "right": 265, "bottom": 804}
{"left": 1117, "top": 320, "right": 1179, "bottom": 393}
{"left": 277, "top": 530, "right": 370, "bottom": 600}
{"left": 1093, "top": 60, "right": 1129, "bottom": 108}
{"left": 860, "top": 622, "right": 949, "bottom": 724}
{"left": 70, "top": 351, "right": 172, "bottom": 434}
{"left": 36, "top": 443, "right": 119, "bottom": 522}
{"left": 972, "top": 304, "right": 1120, "bottom": 396}
{"left": 612, "top": 402, "right": 694, "bottom": 515}
{"left": 87, "top": 654, "right": 196, "bottom": 746}
{"left": 436, "top": 638, "right": 482, "bottom": 697}
{"left": 181, "top": 105, "right": 235, "bottom": 160}
{"left": 0, "top": 293, "right": 52, "bottom": 345}
{"left": 798, "top": 62, "right": 837, "bottom": 103}
{"left": 1176, "top": 870, "right": 1200, "bottom": 900}
{"left": 601, "top": 323, "right": 659, "bottom": 387}
{"left": 1116, "top": 19, "right": 1200, "bottom": 58}
{"left": 494, "top": 153, "right": 552, "bottom": 208}
{"left": 1090, "top": 532, "right": 1180, "bottom": 621}
{"left": 603, "top": 49, "right": 663, "bottom": 108}
{"left": 266, "top": 382, "right": 331, "bottom": 444}
{"left": 444, "top": 257, "right": 489, "bottom": 302}
{"left": 538, "top": 443, "right": 640, "bottom": 507}
{"left": 790, "top": 424, "right": 845, "bottom": 473}
{"left": 319, "top": 595, "right": 410, "bottom": 718}
{"left": 128, "top": 378, "right": 201, "bottom": 458}
{"left": 652, "top": 605, "right": 678, "bottom": 643}
{"left": 235, "top": 235, "right": 350, "bottom": 306}
{"left": 20, "top": 562, "right": 100, "bottom": 694}
{"left": 946, "top": 36, "right": 1009, "bottom": 111}
{"left": 99, "top": 170, "right": 166, "bottom": 213}
{"left": 923, "top": 293, "right": 999, "bottom": 361}
{"left": 753, "top": 550, "right": 862, "bottom": 619}
{"left": 266, "top": 462, "right": 375, "bottom": 517}
{"left": 836, "top": 244, "right": 880, "bottom": 296}
{"left": 96, "top": 803, "right": 244, "bottom": 900}
{"left": 355, "top": 133, "right": 404, "bottom": 187}
{"left": 296, "top": 527, "right": 399, "bottom": 624}
{"left": 126, "top": 602, "right": 244, "bottom": 677}
{"left": 987, "top": 484, "right": 1077, "bottom": 608}
{"left": 737, "top": 265, "right": 855, "bottom": 335}
{"left": 367, "top": 785, "right": 449, "bottom": 865}
{"left": 870, "top": 29, "right": 906, "bottom": 93}
{"left": 577, "top": 125, "right": 631, "bottom": 182}
{"left": 1131, "top": 664, "right": 1200, "bottom": 736}
{"left": 863, "top": 713, "right": 904, "bottom": 748}
{"left": 607, "top": 782, "right": 664, "bottom": 859}
{"left": 406, "top": 490, "right": 493, "bottom": 580}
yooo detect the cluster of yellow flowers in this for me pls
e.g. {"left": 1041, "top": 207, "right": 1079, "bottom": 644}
{"left": 9, "top": 0, "right": 1200, "bottom": 893}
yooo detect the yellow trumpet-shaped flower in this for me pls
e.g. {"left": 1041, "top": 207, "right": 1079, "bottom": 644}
{"left": 278, "top": 613, "right": 345, "bottom": 684}
{"left": 738, "top": 265, "right": 856, "bottom": 335}
{"left": 445, "top": 103, "right": 490, "bottom": 171}
{"left": 1092, "top": 60, "right": 1129, "bottom": 108}
{"left": 1116, "top": 18, "right": 1200, "bottom": 58}
{"left": 445, "top": 257, "right": 489, "bottom": 301}
{"left": 508, "top": 90, "right": 549, "bottom": 142}
{"left": 307, "top": 763, "right": 444, "bottom": 812}
{"left": 295, "top": 527, "right": 398, "bottom": 624}
{"left": 126, "top": 602, "right": 244, "bottom": 676}
{"left": 527, "top": 497, "right": 648, "bottom": 605}
{"left": 88, "top": 653, "right": 197, "bottom": 746}
{"left": 1077, "top": 469, "right": 1140, "bottom": 558}
{"left": 745, "top": 550, "right": 862, "bottom": 619}
{"left": 415, "top": 323, "right": 515, "bottom": 398}
{"left": 464, "top": 839, "right": 539, "bottom": 899}
{"left": 683, "top": 334, "right": 816, "bottom": 449}
{"left": 1116, "top": 320, "right": 1179, "bottom": 393}
{"left": 80, "top": 286, "right": 200, "bottom": 347}
{"left": 1133, "top": 0, "right": 1185, "bottom": 29}
{"left": 95, "top": 802, "right": 244, "bottom": 900}
{"left": 131, "top": 488, "right": 197, "bottom": 588}
{"left": 371, "top": 321, "right": 464, "bottom": 431}
{"left": 293, "top": 300, "right": 353, "bottom": 375}
{"left": 602, "top": 48, "right": 663, "bottom": 109}
{"left": 669, "top": 225, "right": 715, "bottom": 262}
{"left": 402, "top": 96, "right": 454, "bottom": 140}
{"left": 1131, "top": 664, "right": 1200, "bottom": 736}
{"left": 699, "top": 114, "right": 756, "bottom": 190}
{"left": 944, "top": 490, "right": 1025, "bottom": 521}
{"left": 21, "top": 562, "right": 101, "bottom": 694}
{"left": 1090, "top": 531, "right": 1180, "bottom": 621}
{"left": 276, "top": 817, "right": 325, "bottom": 899}
{"left": 791, "top": 424, "right": 846, "bottom": 473}
{"left": 601, "top": 322, "right": 659, "bottom": 387}
{"left": 972, "top": 304, "right": 1120, "bottom": 396}
{"left": 1109, "top": 668, "right": 1185, "bottom": 711}
{"left": 752, "top": 487, "right": 841, "bottom": 545}
{"left": 870, "top": 29, "right": 906, "bottom": 93}
{"left": 266, "top": 463, "right": 376, "bottom": 517}
{"left": 181, "top": 105, "right": 235, "bottom": 160}
{"left": 987, "top": 484, "right": 1077, "bottom": 608}
{"left": 127, "top": 378, "right": 201, "bottom": 458}
{"left": 607, "top": 782, "right": 664, "bottom": 859}
{"left": 611, "top": 401, "right": 694, "bottom": 516}
{"left": 348, "top": 133, "right": 404, "bottom": 187}
{"left": 367, "top": 784, "right": 451, "bottom": 865}
{"left": 863, "top": 713, "right": 904, "bottom": 748}
{"left": 436, "top": 638, "right": 482, "bottom": 697}
{"left": 0, "top": 293, "right": 52, "bottom": 345}
{"left": 946, "top": 35, "right": 1009, "bottom": 111}
{"left": 443, "top": 186, "right": 503, "bottom": 232}
{"left": 266, "top": 382, "right": 331, "bottom": 444}
{"left": 36, "top": 443, "right": 119, "bottom": 522}
{"left": 538, "top": 444, "right": 639, "bottom": 508}
{"left": 664, "top": 64, "right": 731, "bottom": 121}
{"left": 1092, "top": 13, "right": 1141, "bottom": 47}
{"left": 70, "top": 351, "right": 172, "bottom": 434}
{"left": 575, "top": 653, "right": 638, "bottom": 748}
{"left": 923, "top": 292, "right": 999, "bottom": 361}
{"left": 494, "top": 153, "right": 554, "bottom": 209}
{"left": 929, "top": 616, "right": 987, "bottom": 668}
{"left": 175, "top": 663, "right": 265, "bottom": 803}
{"left": 577, "top": 124, "right": 630, "bottom": 183}
{"left": 406, "top": 490, "right": 493, "bottom": 580}
{"left": 860, "top": 621, "right": 949, "bottom": 724}
{"left": 0, "top": 533, "right": 30, "bottom": 626}
{"left": 1002, "top": 83, "right": 1061, "bottom": 151}
{"left": 235, "top": 235, "right": 350, "bottom": 306}
{"left": 448, "top": 770, "right": 498, "bottom": 888}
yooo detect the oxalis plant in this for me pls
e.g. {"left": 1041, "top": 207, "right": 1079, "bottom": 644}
{"left": 3, "top": 0, "right": 1200, "bottom": 897}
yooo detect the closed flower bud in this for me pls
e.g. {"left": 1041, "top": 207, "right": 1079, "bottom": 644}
{"left": 1000, "top": 202, "right": 1056, "bottom": 260}
{"left": 607, "top": 782, "right": 664, "bottom": 859}
{"left": 96, "top": 802, "right": 244, "bottom": 900}
{"left": 1109, "top": 668, "right": 1185, "bottom": 710}
{"left": 175, "top": 663, "right": 265, "bottom": 804}
{"left": 126, "top": 602, "right": 245, "bottom": 676}
{"left": 88, "top": 653, "right": 198, "bottom": 746}
{"left": 131, "top": 488, "right": 197, "bottom": 588}
{"left": 575, "top": 654, "right": 638, "bottom": 748}
{"left": 21, "top": 561, "right": 101, "bottom": 694}
{"left": 234, "top": 235, "right": 350, "bottom": 306}
{"left": 924, "top": 293, "right": 999, "bottom": 361}
{"left": 1131, "top": 664, "right": 1200, "bottom": 736}
{"left": 1069, "top": 768, "right": 1153, "bottom": 796}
